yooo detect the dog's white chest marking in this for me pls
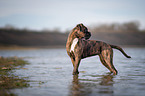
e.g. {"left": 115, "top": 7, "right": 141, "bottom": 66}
{"left": 70, "top": 38, "right": 78, "bottom": 52}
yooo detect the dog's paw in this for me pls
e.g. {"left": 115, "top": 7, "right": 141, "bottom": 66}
{"left": 73, "top": 71, "right": 79, "bottom": 75}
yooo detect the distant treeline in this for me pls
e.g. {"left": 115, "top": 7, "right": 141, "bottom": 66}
{"left": 0, "top": 28, "right": 68, "bottom": 47}
{"left": 89, "top": 21, "right": 145, "bottom": 33}
{"left": 90, "top": 32, "right": 145, "bottom": 46}
{"left": 0, "top": 21, "right": 145, "bottom": 47}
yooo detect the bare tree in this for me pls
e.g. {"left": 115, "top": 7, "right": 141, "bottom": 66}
{"left": 90, "top": 21, "right": 140, "bottom": 33}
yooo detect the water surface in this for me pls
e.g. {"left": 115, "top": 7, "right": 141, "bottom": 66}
{"left": 0, "top": 47, "right": 145, "bottom": 96}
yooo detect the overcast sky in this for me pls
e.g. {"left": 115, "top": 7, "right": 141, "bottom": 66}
{"left": 0, "top": 0, "right": 145, "bottom": 31}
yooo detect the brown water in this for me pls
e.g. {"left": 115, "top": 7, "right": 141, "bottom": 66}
{"left": 0, "top": 47, "right": 145, "bottom": 96}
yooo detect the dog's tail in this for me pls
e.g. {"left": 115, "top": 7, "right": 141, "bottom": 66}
{"left": 110, "top": 45, "right": 131, "bottom": 58}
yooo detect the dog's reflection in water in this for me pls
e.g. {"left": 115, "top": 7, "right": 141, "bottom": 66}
{"left": 69, "top": 73, "right": 114, "bottom": 96}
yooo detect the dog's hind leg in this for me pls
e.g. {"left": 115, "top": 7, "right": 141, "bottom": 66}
{"left": 99, "top": 48, "right": 118, "bottom": 75}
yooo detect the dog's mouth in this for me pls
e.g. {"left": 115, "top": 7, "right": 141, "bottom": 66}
{"left": 85, "top": 36, "right": 90, "bottom": 40}
{"left": 85, "top": 38, "right": 89, "bottom": 40}
{"left": 81, "top": 37, "right": 86, "bottom": 40}
{"left": 81, "top": 37, "right": 89, "bottom": 40}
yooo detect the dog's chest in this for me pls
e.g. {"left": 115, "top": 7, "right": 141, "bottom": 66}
{"left": 70, "top": 38, "right": 78, "bottom": 52}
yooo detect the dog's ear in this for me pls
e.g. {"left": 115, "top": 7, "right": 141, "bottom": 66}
{"left": 76, "top": 23, "right": 84, "bottom": 31}
{"left": 76, "top": 24, "right": 81, "bottom": 30}
{"left": 74, "top": 32, "right": 80, "bottom": 38}
{"left": 76, "top": 23, "right": 83, "bottom": 27}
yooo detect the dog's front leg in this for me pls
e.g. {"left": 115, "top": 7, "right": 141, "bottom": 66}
{"left": 73, "top": 57, "right": 81, "bottom": 75}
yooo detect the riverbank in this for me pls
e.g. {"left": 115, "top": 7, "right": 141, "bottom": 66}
{"left": 1, "top": 28, "right": 145, "bottom": 47}
{"left": 0, "top": 45, "right": 145, "bottom": 50}
{"left": 0, "top": 56, "right": 30, "bottom": 96}
{"left": 0, "top": 45, "right": 65, "bottom": 50}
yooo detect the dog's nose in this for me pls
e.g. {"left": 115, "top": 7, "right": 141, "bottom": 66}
{"left": 87, "top": 32, "right": 91, "bottom": 37}
{"left": 88, "top": 32, "right": 91, "bottom": 35}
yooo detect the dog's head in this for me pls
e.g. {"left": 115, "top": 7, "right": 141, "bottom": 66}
{"left": 72, "top": 23, "right": 91, "bottom": 40}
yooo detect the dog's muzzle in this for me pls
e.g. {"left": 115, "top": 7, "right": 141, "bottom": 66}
{"left": 85, "top": 32, "right": 91, "bottom": 40}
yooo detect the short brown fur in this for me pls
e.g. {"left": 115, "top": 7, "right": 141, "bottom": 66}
{"left": 66, "top": 24, "right": 131, "bottom": 75}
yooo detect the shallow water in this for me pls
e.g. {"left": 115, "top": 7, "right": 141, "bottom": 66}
{"left": 0, "top": 47, "right": 145, "bottom": 96}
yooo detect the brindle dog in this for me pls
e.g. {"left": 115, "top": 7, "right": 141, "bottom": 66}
{"left": 66, "top": 24, "right": 131, "bottom": 75}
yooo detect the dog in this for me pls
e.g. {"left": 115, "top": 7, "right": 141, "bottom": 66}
{"left": 66, "top": 24, "right": 131, "bottom": 75}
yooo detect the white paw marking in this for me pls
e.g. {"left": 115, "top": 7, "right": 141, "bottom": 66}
{"left": 70, "top": 38, "right": 78, "bottom": 52}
